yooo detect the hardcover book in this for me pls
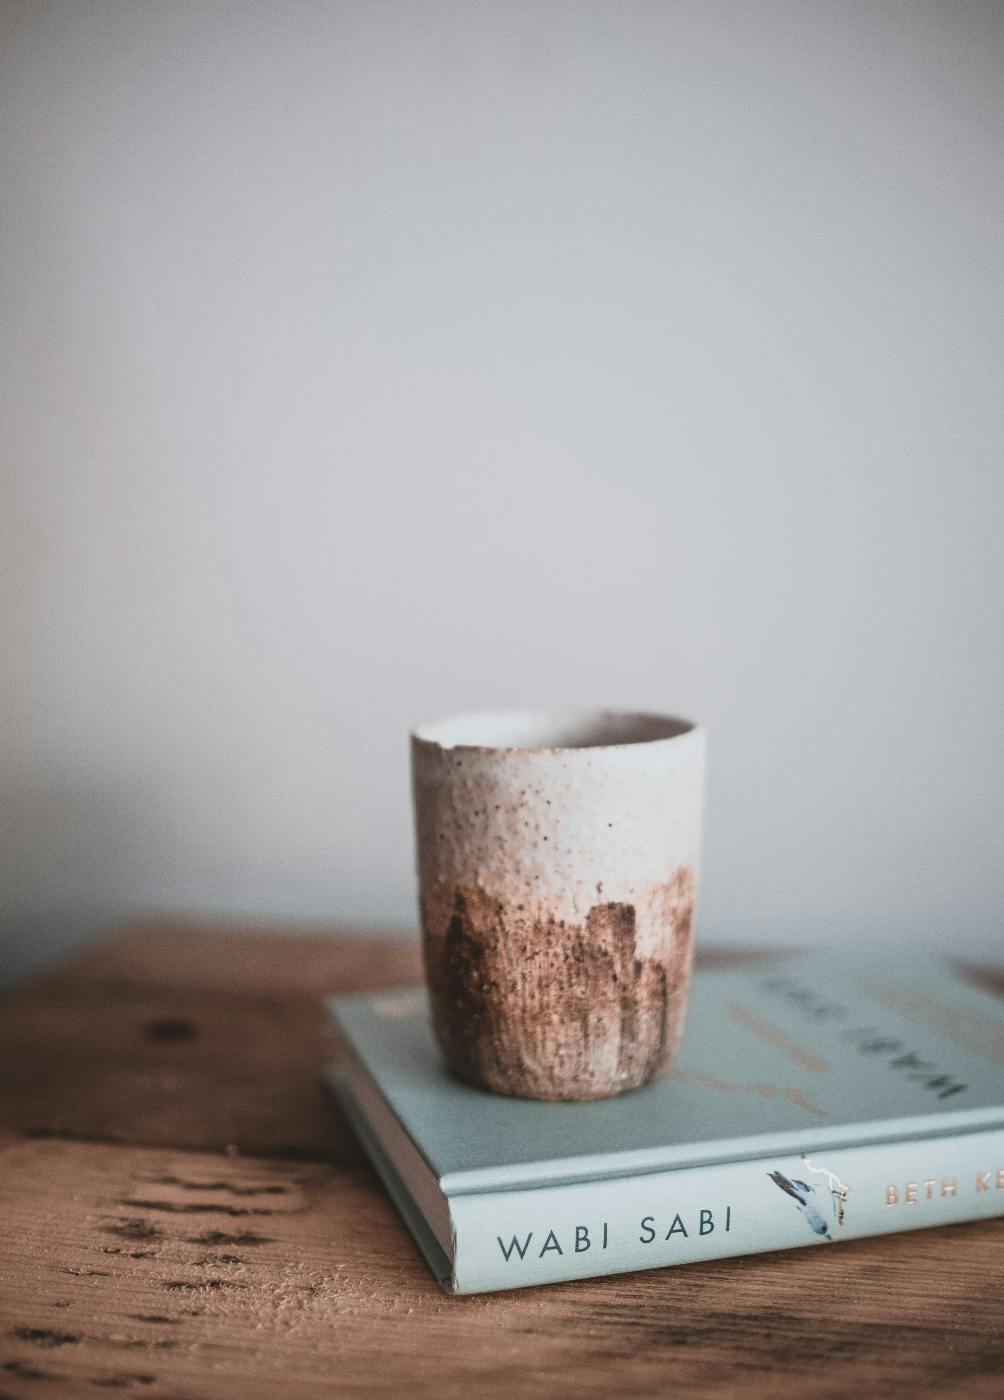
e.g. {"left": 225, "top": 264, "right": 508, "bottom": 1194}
{"left": 326, "top": 952, "right": 1004, "bottom": 1294}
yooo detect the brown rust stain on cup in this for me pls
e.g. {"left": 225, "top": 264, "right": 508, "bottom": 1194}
{"left": 423, "top": 868, "right": 695, "bottom": 1100}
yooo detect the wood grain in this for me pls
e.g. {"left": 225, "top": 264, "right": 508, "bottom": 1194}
{"left": 0, "top": 917, "right": 422, "bottom": 1161}
{"left": 0, "top": 919, "right": 1001, "bottom": 1400}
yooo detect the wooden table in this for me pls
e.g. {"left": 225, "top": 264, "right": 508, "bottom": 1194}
{"left": 1, "top": 920, "right": 1002, "bottom": 1400}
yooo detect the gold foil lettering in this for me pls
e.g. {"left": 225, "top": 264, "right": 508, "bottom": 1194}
{"left": 941, "top": 1177, "right": 957, "bottom": 1197}
{"left": 976, "top": 1172, "right": 990, "bottom": 1192}
{"left": 885, "top": 1185, "right": 898, "bottom": 1206}
{"left": 905, "top": 1182, "right": 918, "bottom": 1205}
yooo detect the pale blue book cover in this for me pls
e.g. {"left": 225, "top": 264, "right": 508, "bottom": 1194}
{"left": 330, "top": 952, "right": 1004, "bottom": 1192}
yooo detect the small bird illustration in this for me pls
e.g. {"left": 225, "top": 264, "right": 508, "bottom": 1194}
{"left": 768, "top": 1170, "right": 832, "bottom": 1239}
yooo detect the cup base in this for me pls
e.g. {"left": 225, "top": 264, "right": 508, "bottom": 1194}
{"left": 441, "top": 1056, "right": 679, "bottom": 1102}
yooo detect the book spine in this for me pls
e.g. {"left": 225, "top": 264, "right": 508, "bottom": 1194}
{"left": 447, "top": 1126, "right": 1004, "bottom": 1293}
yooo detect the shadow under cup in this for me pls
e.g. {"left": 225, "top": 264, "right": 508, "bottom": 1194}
{"left": 410, "top": 708, "right": 705, "bottom": 1101}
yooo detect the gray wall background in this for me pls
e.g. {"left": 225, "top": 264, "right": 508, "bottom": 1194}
{"left": 2, "top": 0, "right": 1002, "bottom": 983}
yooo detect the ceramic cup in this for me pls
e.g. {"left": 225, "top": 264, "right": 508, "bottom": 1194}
{"left": 410, "top": 709, "right": 705, "bottom": 1101}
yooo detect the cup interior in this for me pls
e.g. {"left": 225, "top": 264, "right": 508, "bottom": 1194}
{"left": 411, "top": 708, "right": 695, "bottom": 751}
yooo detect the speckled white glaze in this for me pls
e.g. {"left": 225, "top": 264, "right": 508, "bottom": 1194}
{"left": 411, "top": 709, "right": 705, "bottom": 1101}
